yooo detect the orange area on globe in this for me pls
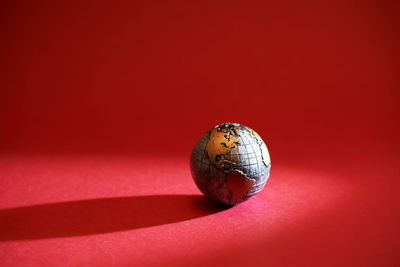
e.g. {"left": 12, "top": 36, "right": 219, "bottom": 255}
{"left": 206, "top": 127, "right": 240, "bottom": 168}
{"left": 227, "top": 170, "right": 256, "bottom": 203}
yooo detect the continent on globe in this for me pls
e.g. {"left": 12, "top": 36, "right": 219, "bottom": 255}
{"left": 190, "top": 123, "right": 271, "bottom": 205}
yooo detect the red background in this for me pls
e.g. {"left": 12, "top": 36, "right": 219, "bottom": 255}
{"left": 1, "top": 1, "right": 399, "bottom": 266}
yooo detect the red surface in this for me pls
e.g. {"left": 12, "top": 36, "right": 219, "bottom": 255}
{"left": 1, "top": 1, "right": 400, "bottom": 266}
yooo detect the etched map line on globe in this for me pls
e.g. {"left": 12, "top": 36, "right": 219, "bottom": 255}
{"left": 244, "top": 125, "right": 271, "bottom": 167}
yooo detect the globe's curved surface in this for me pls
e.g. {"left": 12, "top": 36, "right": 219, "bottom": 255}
{"left": 190, "top": 123, "right": 271, "bottom": 205}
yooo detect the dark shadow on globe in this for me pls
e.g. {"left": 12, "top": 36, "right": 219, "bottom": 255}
{"left": 0, "top": 195, "right": 229, "bottom": 241}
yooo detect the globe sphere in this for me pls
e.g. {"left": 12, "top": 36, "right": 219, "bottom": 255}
{"left": 190, "top": 123, "right": 271, "bottom": 205}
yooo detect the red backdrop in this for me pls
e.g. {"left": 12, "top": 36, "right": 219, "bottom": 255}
{"left": 1, "top": 1, "right": 399, "bottom": 266}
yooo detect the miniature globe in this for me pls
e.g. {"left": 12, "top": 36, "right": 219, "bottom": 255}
{"left": 190, "top": 123, "right": 271, "bottom": 205}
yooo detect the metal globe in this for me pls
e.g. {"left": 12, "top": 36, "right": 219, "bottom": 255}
{"left": 190, "top": 123, "right": 271, "bottom": 205}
